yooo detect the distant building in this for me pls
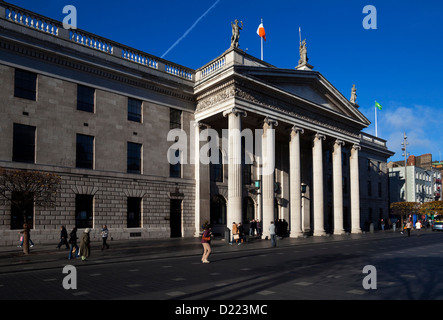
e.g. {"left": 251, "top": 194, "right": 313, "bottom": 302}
{"left": 389, "top": 154, "right": 442, "bottom": 204}
{"left": 0, "top": 2, "right": 394, "bottom": 245}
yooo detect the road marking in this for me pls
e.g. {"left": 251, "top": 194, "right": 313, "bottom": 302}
{"left": 163, "top": 266, "right": 173, "bottom": 268}
{"left": 215, "top": 283, "right": 228, "bottom": 287}
{"left": 400, "top": 274, "right": 416, "bottom": 279}
{"left": 166, "top": 291, "right": 186, "bottom": 297}
{"left": 172, "top": 278, "right": 186, "bottom": 281}
{"left": 129, "top": 269, "right": 140, "bottom": 272}
{"left": 127, "top": 284, "right": 143, "bottom": 288}
{"left": 43, "top": 279, "right": 57, "bottom": 282}
{"left": 347, "top": 290, "right": 366, "bottom": 295}
{"left": 73, "top": 291, "right": 90, "bottom": 296}
{"left": 258, "top": 290, "right": 275, "bottom": 296}
{"left": 89, "top": 273, "right": 101, "bottom": 277}
{"left": 210, "top": 273, "right": 221, "bottom": 276}
{"left": 241, "top": 268, "right": 251, "bottom": 271}
{"left": 295, "top": 282, "right": 313, "bottom": 287}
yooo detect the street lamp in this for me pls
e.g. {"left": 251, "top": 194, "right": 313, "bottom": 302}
{"left": 402, "top": 133, "right": 409, "bottom": 202}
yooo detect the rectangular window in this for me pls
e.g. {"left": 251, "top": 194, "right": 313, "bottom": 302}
{"left": 170, "top": 149, "right": 182, "bottom": 178}
{"left": 76, "top": 134, "right": 94, "bottom": 169}
{"left": 127, "top": 197, "right": 142, "bottom": 228}
{"left": 11, "top": 192, "right": 34, "bottom": 230}
{"left": 75, "top": 195, "right": 94, "bottom": 228}
{"left": 170, "top": 109, "right": 182, "bottom": 130}
{"left": 13, "top": 123, "right": 36, "bottom": 164}
{"left": 127, "top": 142, "right": 142, "bottom": 174}
{"left": 128, "top": 98, "right": 142, "bottom": 123}
{"left": 77, "top": 85, "right": 95, "bottom": 113}
{"left": 14, "top": 69, "right": 37, "bottom": 101}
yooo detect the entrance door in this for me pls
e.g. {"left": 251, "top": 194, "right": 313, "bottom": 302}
{"left": 170, "top": 199, "right": 182, "bottom": 238}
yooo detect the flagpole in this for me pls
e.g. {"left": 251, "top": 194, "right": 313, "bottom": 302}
{"left": 261, "top": 18, "right": 264, "bottom": 61}
{"left": 375, "top": 101, "right": 378, "bottom": 138}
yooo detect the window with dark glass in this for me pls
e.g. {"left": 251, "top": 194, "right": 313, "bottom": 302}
{"left": 127, "top": 197, "right": 141, "bottom": 228}
{"left": 13, "top": 124, "right": 36, "bottom": 164}
{"left": 127, "top": 142, "right": 142, "bottom": 174}
{"left": 211, "top": 150, "right": 223, "bottom": 182}
{"left": 77, "top": 85, "right": 95, "bottom": 113}
{"left": 76, "top": 134, "right": 94, "bottom": 169}
{"left": 128, "top": 98, "right": 142, "bottom": 122}
{"left": 75, "top": 195, "right": 93, "bottom": 228}
{"left": 11, "top": 192, "right": 34, "bottom": 230}
{"left": 14, "top": 69, "right": 37, "bottom": 101}
{"left": 170, "top": 149, "right": 181, "bottom": 178}
{"left": 170, "top": 109, "right": 182, "bottom": 130}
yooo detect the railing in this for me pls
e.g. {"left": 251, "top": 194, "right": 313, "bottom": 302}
{"left": 5, "top": 5, "right": 60, "bottom": 36}
{"left": 199, "top": 55, "right": 226, "bottom": 79}
{"left": 360, "top": 133, "right": 387, "bottom": 148}
{"left": 1, "top": 2, "right": 194, "bottom": 81}
{"left": 70, "top": 30, "right": 113, "bottom": 55}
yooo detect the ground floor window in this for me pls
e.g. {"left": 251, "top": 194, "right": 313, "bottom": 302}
{"left": 127, "top": 197, "right": 142, "bottom": 228}
{"left": 75, "top": 194, "right": 93, "bottom": 228}
{"left": 210, "top": 195, "right": 226, "bottom": 225}
{"left": 11, "top": 192, "right": 34, "bottom": 230}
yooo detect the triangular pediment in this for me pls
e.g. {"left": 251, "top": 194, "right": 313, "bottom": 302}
{"left": 235, "top": 67, "right": 370, "bottom": 127}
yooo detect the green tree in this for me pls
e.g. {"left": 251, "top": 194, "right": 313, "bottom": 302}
{"left": 0, "top": 169, "right": 61, "bottom": 254}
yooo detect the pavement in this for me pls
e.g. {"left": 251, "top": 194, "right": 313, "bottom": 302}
{"left": 0, "top": 228, "right": 423, "bottom": 274}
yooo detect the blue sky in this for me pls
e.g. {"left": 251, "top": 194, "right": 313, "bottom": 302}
{"left": 8, "top": 0, "right": 443, "bottom": 162}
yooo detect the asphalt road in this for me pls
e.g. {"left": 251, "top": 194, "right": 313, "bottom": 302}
{"left": 1, "top": 230, "right": 443, "bottom": 302}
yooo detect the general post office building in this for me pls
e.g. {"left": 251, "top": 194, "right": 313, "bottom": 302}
{"left": 0, "top": 3, "right": 394, "bottom": 245}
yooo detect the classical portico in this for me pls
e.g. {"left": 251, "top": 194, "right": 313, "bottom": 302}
{"left": 193, "top": 47, "right": 370, "bottom": 239}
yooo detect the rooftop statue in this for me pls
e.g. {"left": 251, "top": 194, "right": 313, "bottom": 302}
{"left": 231, "top": 19, "right": 243, "bottom": 48}
{"left": 350, "top": 84, "right": 357, "bottom": 104}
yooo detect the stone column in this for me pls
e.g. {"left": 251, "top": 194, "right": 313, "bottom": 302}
{"left": 290, "top": 127, "right": 304, "bottom": 238}
{"left": 350, "top": 144, "right": 362, "bottom": 234}
{"left": 223, "top": 108, "right": 247, "bottom": 228}
{"left": 193, "top": 121, "right": 202, "bottom": 237}
{"left": 312, "top": 133, "right": 326, "bottom": 236}
{"left": 262, "top": 117, "right": 278, "bottom": 239}
{"left": 333, "top": 140, "right": 345, "bottom": 235}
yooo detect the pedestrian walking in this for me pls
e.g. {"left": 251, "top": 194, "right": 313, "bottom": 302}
{"left": 101, "top": 225, "right": 110, "bottom": 250}
{"left": 415, "top": 220, "right": 422, "bottom": 236}
{"left": 79, "top": 228, "right": 91, "bottom": 261}
{"left": 269, "top": 221, "right": 277, "bottom": 247}
{"left": 231, "top": 222, "right": 239, "bottom": 245}
{"left": 238, "top": 223, "right": 244, "bottom": 244}
{"left": 68, "top": 227, "right": 79, "bottom": 260}
{"left": 17, "top": 231, "right": 34, "bottom": 248}
{"left": 57, "top": 226, "right": 70, "bottom": 249}
{"left": 257, "top": 219, "right": 262, "bottom": 238}
{"left": 406, "top": 220, "right": 412, "bottom": 237}
{"left": 201, "top": 225, "right": 212, "bottom": 264}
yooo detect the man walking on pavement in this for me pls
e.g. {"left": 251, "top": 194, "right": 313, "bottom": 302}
{"left": 269, "top": 221, "right": 277, "bottom": 247}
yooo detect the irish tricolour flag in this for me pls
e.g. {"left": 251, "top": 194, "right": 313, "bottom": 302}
{"left": 257, "top": 22, "right": 266, "bottom": 41}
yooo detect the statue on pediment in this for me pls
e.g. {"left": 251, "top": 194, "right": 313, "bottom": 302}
{"left": 299, "top": 39, "right": 308, "bottom": 66}
{"left": 350, "top": 84, "right": 357, "bottom": 104}
{"left": 231, "top": 19, "right": 243, "bottom": 48}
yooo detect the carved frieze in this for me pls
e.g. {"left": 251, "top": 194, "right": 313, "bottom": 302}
{"left": 196, "top": 81, "right": 361, "bottom": 138}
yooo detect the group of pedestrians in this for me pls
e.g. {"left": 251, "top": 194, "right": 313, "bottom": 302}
{"left": 401, "top": 219, "right": 423, "bottom": 237}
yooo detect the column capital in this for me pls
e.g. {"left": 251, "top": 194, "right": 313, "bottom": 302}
{"left": 223, "top": 107, "right": 247, "bottom": 118}
{"left": 315, "top": 133, "right": 326, "bottom": 141}
{"left": 352, "top": 144, "right": 362, "bottom": 151}
{"left": 291, "top": 126, "right": 305, "bottom": 135}
{"left": 264, "top": 117, "right": 279, "bottom": 128}
{"left": 334, "top": 139, "right": 345, "bottom": 147}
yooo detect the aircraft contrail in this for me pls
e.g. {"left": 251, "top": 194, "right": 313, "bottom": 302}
{"left": 161, "top": 0, "right": 221, "bottom": 59}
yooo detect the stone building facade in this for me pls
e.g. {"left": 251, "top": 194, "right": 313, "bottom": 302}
{"left": 0, "top": 3, "right": 394, "bottom": 245}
